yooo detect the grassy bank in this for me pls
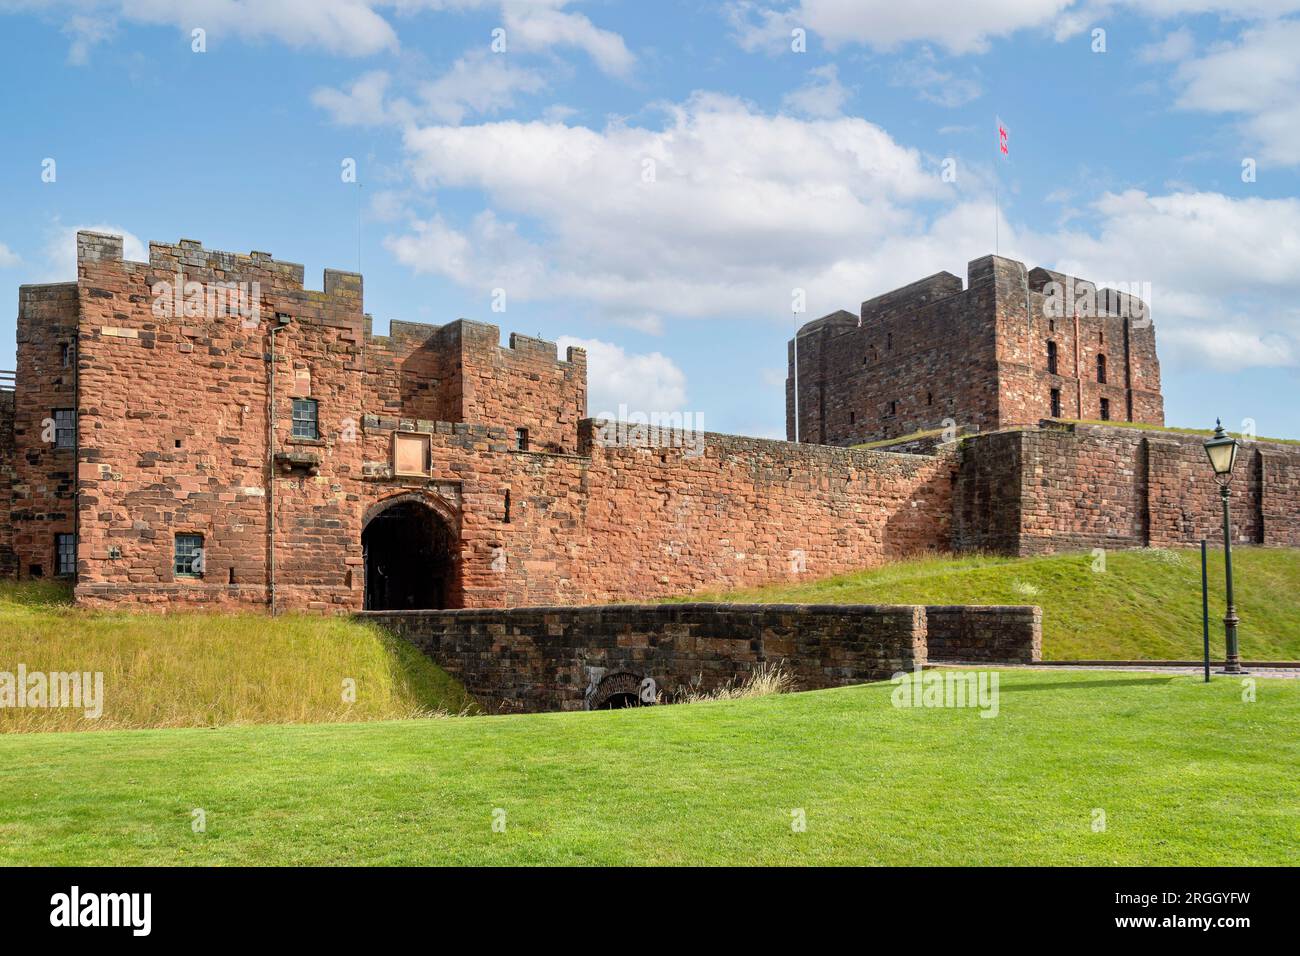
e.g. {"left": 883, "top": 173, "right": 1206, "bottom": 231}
{"left": 0, "top": 581, "right": 475, "bottom": 732}
{"left": 679, "top": 548, "right": 1300, "bottom": 660}
{"left": 0, "top": 670, "right": 1295, "bottom": 865}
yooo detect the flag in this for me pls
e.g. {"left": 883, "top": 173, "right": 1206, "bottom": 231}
{"left": 997, "top": 117, "right": 1009, "bottom": 157}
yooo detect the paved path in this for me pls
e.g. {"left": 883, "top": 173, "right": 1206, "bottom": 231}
{"left": 932, "top": 662, "right": 1300, "bottom": 679}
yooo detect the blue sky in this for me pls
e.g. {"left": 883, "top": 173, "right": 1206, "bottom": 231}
{"left": 1, "top": 0, "right": 1298, "bottom": 439}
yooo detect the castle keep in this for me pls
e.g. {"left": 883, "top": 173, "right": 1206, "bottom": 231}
{"left": 787, "top": 257, "right": 1164, "bottom": 446}
{"left": 1, "top": 232, "right": 1297, "bottom": 617}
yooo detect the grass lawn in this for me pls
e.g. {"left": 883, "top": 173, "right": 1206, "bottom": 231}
{"left": 0, "top": 581, "right": 475, "bottom": 732}
{"left": 0, "top": 670, "right": 1295, "bottom": 866}
{"left": 678, "top": 548, "right": 1300, "bottom": 661}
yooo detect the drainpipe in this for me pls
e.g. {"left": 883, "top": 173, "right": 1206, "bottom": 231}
{"left": 268, "top": 315, "right": 290, "bottom": 614}
{"left": 1072, "top": 308, "right": 1082, "bottom": 418}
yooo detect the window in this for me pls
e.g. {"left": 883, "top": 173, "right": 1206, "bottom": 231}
{"left": 1096, "top": 354, "right": 1107, "bottom": 384}
{"left": 849, "top": 411, "right": 855, "bottom": 424}
{"left": 886, "top": 400, "right": 897, "bottom": 417}
{"left": 55, "top": 534, "right": 76, "bottom": 577}
{"left": 1100, "top": 397, "right": 1111, "bottom": 421}
{"left": 887, "top": 332, "right": 893, "bottom": 351}
{"left": 1050, "top": 388, "right": 1062, "bottom": 418}
{"left": 516, "top": 428, "right": 529, "bottom": 451}
{"left": 174, "top": 534, "right": 204, "bottom": 578}
{"left": 53, "top": 408, "right": 75, "bottom": 449}
{"left": 292, "top": 398, "right": 318, "bottom": 439}
{"left": 1046, "top": 341, "right": 1058, "bottom": 375}
{"left": 1049, "top": 318, "right": 1056, "bottom": 333}
{"left": 926, "top": 392, "right": 933, "bottom": 406}
{"left": 60, "top": 342, "right": 72, "bottom": 368}
{"left": 504, "top": 490, "right": 511, "bottom": 524}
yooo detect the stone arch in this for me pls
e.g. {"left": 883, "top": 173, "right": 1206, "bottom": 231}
{"left": 362, "top": 490, "right": 459, "bottom": 535}
{"left": 361, "top": 492, "right": 461, "bottom": 610}
{"left": 587, "top": 671, "right": 655, "bottom": 710}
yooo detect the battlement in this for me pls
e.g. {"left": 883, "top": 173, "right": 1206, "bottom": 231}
{"left": 788, "top": 253, "right": 1164, "bottom": 446}
{"left": 860, "top": 271, "right": 964, "bottom": 326}
{"left": 75, "top": 231, "right": 363, "bottom": 303}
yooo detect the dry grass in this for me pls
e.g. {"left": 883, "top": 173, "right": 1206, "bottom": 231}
{"left": 674, "top": 662, "right": 796, "bottom": 703}
{"left": 0, "top": 581, "right": 477, "bottom": 733}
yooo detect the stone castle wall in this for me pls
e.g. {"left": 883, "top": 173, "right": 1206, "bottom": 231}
{"left": 3, "top": 232, "right": 1296, "bottom": 614}
{"left": 361, "top": 602, "right": 1042, "bottom": 713}
{"left": 0, "top": 388, "right": 15, "bottom": 577}
{"left": 954, "top": 422, "right": 1300, "bottom": 555}
{"left": 789, "top": 255, "right": 1164, "bottom": 447}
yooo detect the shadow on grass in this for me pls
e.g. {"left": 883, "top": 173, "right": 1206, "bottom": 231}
{"left": 995, "top": 677, "right": 1176, "bottom": 693}
{"left": 0, "top": 580, "right": 74, "bottom": 608}
{"left": 379, "top": 629, "right": 483, "bottom": 716}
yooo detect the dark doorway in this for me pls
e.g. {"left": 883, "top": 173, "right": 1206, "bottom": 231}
{"left": 597, "top": 692, "right": 641, "bottom": 710}
{"left": 362, "top": 500, "right": 455, "bottom": 610}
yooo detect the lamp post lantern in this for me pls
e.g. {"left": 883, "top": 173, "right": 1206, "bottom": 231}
{"left": 1203, "top": 419, "right": 1244, "bottom": 675}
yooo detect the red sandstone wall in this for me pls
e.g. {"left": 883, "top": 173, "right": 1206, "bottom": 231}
{"left": 997, "top": 266, "right": 1162, "bottom": 429}
{"left": 961, "top": 422, "right": 1299, "bottom": 555}
{"left": 12, "top": 281, "right": 79, "bottom": 579}
{"left": 790, "top": 256, "right": 1165, "bottom": 448}
{"left": 788, "top": 266, "right": 999, "bottom": 446}
{"left": 458, "top": 324, "right": 586, "bottom": 455}
{"left": 576, "top": 427, "right": 955, "bottom": 601}
{"left": 72, "top": 233, "right": 368, "bottom": 609}
{"left": 0, "top": 389, "right": 15, "bottom": 576}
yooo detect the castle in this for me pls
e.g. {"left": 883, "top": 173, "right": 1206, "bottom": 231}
{"left": 1, "top": 232, "right": 1296, "bottom": 616}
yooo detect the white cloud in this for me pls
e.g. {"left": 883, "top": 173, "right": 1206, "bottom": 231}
{"left": 62, "top": 13, "right": 115, "bottom": 65}
{"left": 728, "top": 0, "right": 1075, "bottom": 55}
{"left": 1172, "top": 18, "right": 1300, "bottom": 165}
{"left": 728, "top": 1, "right": 1300, "bottom": 55}
{"left": 556, "top": 336, "right": 688, "bottom": 414}
{"left": 314, "top": 53, "right": 548, "bottom": 127}
{"left": 1044, "top": 190, "right": 1300, "bottom": 369}
{"left": 502, "top": 2, "right": 634, "bottom": 76}
{"left": 42, "top": 224, "right": 147, "bottom": 282}
{"left": 313, "top": 70, "right": 401, "bottom": 126}
{"left": 0, "top": 243, "right": 20, "bottom": 269}
{"left": 29, "top": 0, "right": 400, "bottom": 58}
{"left": 782, "top": 64, "right": 849, "bottom": 118}
{"left": 418, "top": 49, "right": 548, "bottom": 123}
{"left": 15, "top": 0, "right": 633, "bottom": 66}
{"left": 386, "top": 92, "right": 948, "bottom": 319}
{"left": 1138, "top": 26, "right": 1194, "bottom": 63}
{"left": 891, "top": 47, "right": 982, "bottom": 106}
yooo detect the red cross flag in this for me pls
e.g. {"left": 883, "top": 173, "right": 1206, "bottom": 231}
{"left": 997, "top": 118, "right": 1009, "bottom": 157}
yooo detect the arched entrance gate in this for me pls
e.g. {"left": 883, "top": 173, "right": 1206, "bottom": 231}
{"left": 362, "top": 493, "right": 459, "bottom": 610}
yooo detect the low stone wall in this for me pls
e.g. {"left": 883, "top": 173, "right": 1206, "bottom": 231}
{"left": 361, "top": 601, "right": 1040, "bottom": 713}
{"left": 924, "top": 605, "right": 1042, "bottom": 663}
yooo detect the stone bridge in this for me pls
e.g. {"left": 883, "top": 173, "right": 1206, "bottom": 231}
{"left": 359, "top": 602, "right": 1041, "bottom": 713}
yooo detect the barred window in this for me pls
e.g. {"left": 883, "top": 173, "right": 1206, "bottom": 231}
{"left": 1050, "top": 388, "right": 1062, "bottom": 418}
{"left": 292, "top": 398, "right": 318, "bottom": 439}
{"left": 1046, "top": 341, "right": 1058, "bottom": 375}
{"left": 55, "top": 533, "right": 76, "bottom": 577}
{"left": 175, "top": 534, "right": 205, "bottom": 578}
{"left": 1100, "top": 397, "right": 1111, "bottom": 421}
{"left": 53, "top": 408, "right": 75, "bottom": 449}
{"left": 516, "top": 427, "right": 529, "bottom": 451}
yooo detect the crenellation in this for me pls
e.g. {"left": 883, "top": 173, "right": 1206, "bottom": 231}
{"left": 1, "top": 232, "right": 1293, "bottom": 614}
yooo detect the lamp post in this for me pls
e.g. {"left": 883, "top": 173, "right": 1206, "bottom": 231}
{"left": 1203, "top": 419, "right": 1244, "bottom": 675}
